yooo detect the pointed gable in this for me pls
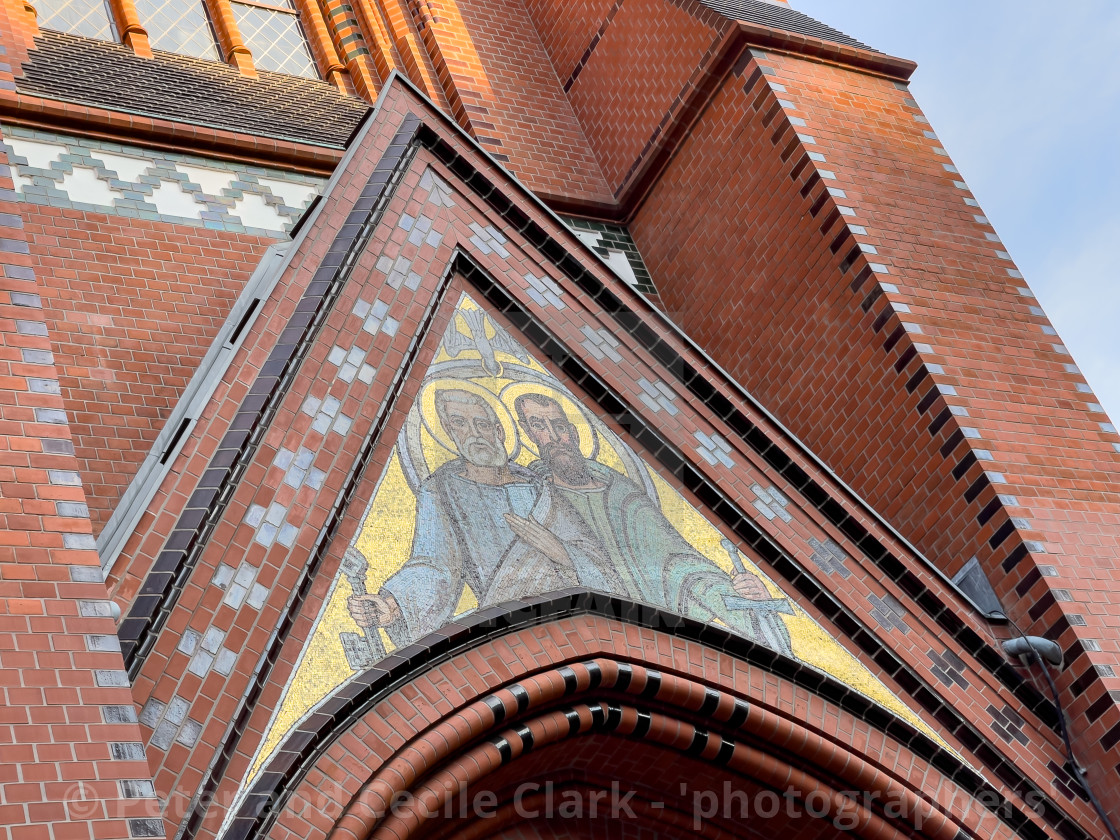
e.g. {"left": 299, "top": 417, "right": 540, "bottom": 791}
{"left": 101, "top": 75, "right": 1086, "bottom": 840}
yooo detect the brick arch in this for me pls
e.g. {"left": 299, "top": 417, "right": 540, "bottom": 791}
{"left": 219, "top": 603, "right": 1033, "bottom": 840}
{"left": 424, "top": 739, "right": 905, "bottom": 840}
{"left": 327, "top": 660, "right": 956, "bottom": 840}
{"left": 347, "top": 708, "right": 932, "bottom": 840}
{"left": 442, "top": 777, "right": 762, "bottom": 840}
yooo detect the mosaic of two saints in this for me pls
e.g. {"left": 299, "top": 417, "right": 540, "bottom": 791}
{"left": 339, "top": 299, "right": 795, "bottom": 665}
{"left": 237, "top": 298, "right": 939, "bottom": 794}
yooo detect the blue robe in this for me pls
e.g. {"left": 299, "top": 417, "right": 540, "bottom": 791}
{"left": 382, "top": 460, "right": 618, "bottom": 644}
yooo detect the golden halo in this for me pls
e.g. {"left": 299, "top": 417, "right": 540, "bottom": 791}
{"left": 418, "top": 378, "right": 521, "bottom": 466}
{"left": 501, "top": 381, "right": 598, "bottom": 460}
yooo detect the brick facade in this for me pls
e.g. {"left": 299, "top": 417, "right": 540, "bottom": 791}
{"left": 630, "top": 48, "right": 1120, "bottom": 808}
{"left": 24, "top": 207, "right": 275, "bottom": 532}
{"left": 413, "top": 0, "right": 614, "bottom": 207}
{"left": 1, "top": 0, "right": 1117, "bottom": 838}
{"left": 0, "top": 134, "right": 161, "bottom": 840}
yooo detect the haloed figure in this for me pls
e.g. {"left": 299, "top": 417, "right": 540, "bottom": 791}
{"left": 347, "top": 388, "right": 619, "bottom": 645}
{"left": 514, "top": 392, "right": 794, "bottom": 656}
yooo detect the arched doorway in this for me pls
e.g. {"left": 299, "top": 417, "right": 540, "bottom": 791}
{"left": 214, "top": 603, "right": 1029, "bottom": 840}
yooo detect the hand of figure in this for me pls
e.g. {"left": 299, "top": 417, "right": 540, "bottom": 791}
{"left": 731, "top": 572, "right": 769, "bottom": 600}
{"left": 504, "top": 513, "right": 571, "bottom": 566}
{"left": 347, "top": 592, "right": 401, "bottom": 628}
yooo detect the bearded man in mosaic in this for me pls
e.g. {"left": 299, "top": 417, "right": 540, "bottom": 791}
{"left": 514, "top": 392, "right": 794, "bottom": 656}
{"left": 348, "top": 387, "right": 620, "bottom": 643}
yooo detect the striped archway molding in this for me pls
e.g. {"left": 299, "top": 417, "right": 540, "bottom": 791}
{"left": 435, "top": 779, "right": 773, "bottom": 840}
{"left": 331, "top": 658, "right": 964, "bottom": 840}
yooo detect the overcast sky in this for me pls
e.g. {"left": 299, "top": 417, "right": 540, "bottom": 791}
{"left": 790, "top": 1, "right": 1120, "bottom": 423}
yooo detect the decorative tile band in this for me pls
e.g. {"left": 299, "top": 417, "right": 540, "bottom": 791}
{"left": 2, "top": 126, "right": 326, "bottom": 235}
{"left": 563, "top": 216, "right": 657, "bottom": 297}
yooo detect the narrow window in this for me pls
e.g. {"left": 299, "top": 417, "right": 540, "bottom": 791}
{"left": 231, "top": 0, "right": 317, "bottom": 78}
{"left": 134, "top": 0, "right": 220, "bottom": 59}
{"left": 35, "top": 0, "right": 116, "bottom": 40}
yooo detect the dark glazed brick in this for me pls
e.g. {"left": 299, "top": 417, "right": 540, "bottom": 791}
{"left": 916, "top": 387, "right": 938, "bottom": 415}
{"left": 905, "top": 367, "right": 928, "bottom": 393}
{"left": 850, "top": 265, "right": 872, "bottom": 293}
{"left": 1048, "top": 760, "right": 1089, "bottom": 802}
{"left": 987, "top": 703, "right": 1029, "bottom": 745}
{"left": 1015, "top": 567, "right": 1042, "bottom": 598}
{"left": 989, "top": 519, "right": 1014, "bottom": 550}
{"left": 977, "top": 498, "right": 1000, "bottom": 526}
{"left": 882, "top": 324, "right": 904, "bottom": 349}
{"left": 1070, "top": 666, "right": 1101, "bottom": 699}
{"left": 893, "top": 344, "right": 916, "bottom": 372}
{"left": 19, "top": 32, "right": 367, "bottom": 146}
{"left": 1085, "top": 692, "right": 1114, "bottom": 725}
{"left": 799, "top": 171, "right": 821, "bottom": 199}
{"left": 939, "top": 429, "right": 964, "bottom": 458}
{"left": 928, "top": 649, "right": 969, "bottom": 689}
{"left": 1001, "top": 543, "right": 1028, "bottom": 573}
{"left": 838, "top": 246, "right": 861, "bottom": 273}
{"left": 829, "top": 229, "right": 851, "bottom": 254}
{"left": 1101, "top": 721, "right": 1120, "bottom": 753}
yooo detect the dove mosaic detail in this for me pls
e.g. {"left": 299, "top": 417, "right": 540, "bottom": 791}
{"left": 441, "top": 304, "right": 531, "bottom": 376}
{"left": 243, "top": 294, "right": 936, "bottom": 792}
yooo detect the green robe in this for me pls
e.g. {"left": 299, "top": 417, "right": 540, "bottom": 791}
{"left": 532, "top": 460, "right": 793, "bottom": 657}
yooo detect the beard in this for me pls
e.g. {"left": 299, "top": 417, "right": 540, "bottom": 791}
{"left": 541, "top": 443, "right": 592, "bottom": 486}
{"left": 460, "top": 435, "right": 507, "bottom": 467}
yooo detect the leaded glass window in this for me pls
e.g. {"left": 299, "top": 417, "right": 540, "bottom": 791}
{"left": 134, "top": 0, "right": 220, "bottom": 59}
{"left": 35, "top": 0, "right": 116, "bottom": 40}
{"left": 232, "top": 0, "right": 317, "bottom": 78}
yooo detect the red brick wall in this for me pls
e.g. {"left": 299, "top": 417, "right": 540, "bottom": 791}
{"left": 416, "top": 0, "right": 614, "bottom": 207}
{"left": 535, "top": 0, "right": 727, "bottom": 195}
{"left": 631, "top": 50, "right": 1120, "bottom": 816}
{"left": 0, "top": 131, "right": 160, "bottom": 839}
{"left": 109, "top": 84, "right": 1096, "bottom": 840}
{"left": 0, "top": 3, "right": 1115, "bottom": 831}
{"left": 754, "top": 49, "right": 1120, "bottom": 814}
{"left": 520, "top": 0, "right": 616, "bottom": 84}
{"left": 19, "top": 205, "right": 275, "bottom": 534}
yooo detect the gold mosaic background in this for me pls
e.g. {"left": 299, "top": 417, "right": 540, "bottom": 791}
{"left": 242, "top": 295, "right": 940, "bottom": 791}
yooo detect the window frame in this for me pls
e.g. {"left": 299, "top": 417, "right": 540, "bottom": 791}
{"left": 33, "top": 0, "right": 119, "bottom": 41}
{"left": 41, "top": 0, "right": 343, "bottom": 81}
{"left": 227, "top": 0, "right": 295, "bottom": 14}
{"left": 132, "top": 0, "right": 223, "bottom": 60}
{"left": 227, "top": 0, "right": 321, "bottom": 78}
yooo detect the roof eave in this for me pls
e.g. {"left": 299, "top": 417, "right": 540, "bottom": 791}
{"left": 736, "top": 19, "right": 917, "bottom": 80}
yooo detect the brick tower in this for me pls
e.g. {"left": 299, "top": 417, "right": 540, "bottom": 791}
{"left": 1, "top": 1, "right": 1118, "bottom": 839}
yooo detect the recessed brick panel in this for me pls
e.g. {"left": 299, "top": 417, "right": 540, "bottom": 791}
{"left": 20, "top": 204, "right": 276, "bottom": 532}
